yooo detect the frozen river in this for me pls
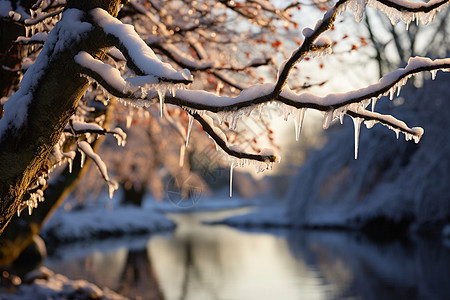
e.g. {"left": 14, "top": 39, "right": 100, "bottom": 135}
{"left": 45, "top": 209, "right": 450, "bottom": 300}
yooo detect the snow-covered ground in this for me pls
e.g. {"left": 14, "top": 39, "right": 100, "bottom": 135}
{"left": 41, "top": 203, "right": 176, "bottom": 245}
{"left": 209, "top": 204, "right": 290, "bottom": 228}
{"left": 0, "top": 267, "right": 127, "bottom": 300}
{"left": 41, "top": 185, "right": 280, "bottom": 245}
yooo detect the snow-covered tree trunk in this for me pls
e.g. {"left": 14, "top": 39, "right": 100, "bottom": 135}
{"left": 0, "top": 106, "right": 112, "bottom": 267}
{"left": 0, "top": 0, "right": 123, "bottom": 234}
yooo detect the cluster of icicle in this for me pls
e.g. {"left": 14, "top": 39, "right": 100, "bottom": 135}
{"left": 81, "top": 71, "right": 188, "bottom": 118}
{"left": 275, "top": 66, "right": 450, "bottom": 161}
{"left": 70, "top": 105, "right": 126, "bottom": 200}
{"left": 342, "top": 0, "right": 449, "bottom": 27}
{"left": 17, "top": 175, "right": 46, "bottom": 216}
{"left": 229, "top": 147, "right": 280, "bottom": 196}
{"left": 17, "top": 133, "right": 77, "bottom": 217}
{"left": 16, "top": 109, "right": 127, "bottom": 216}
{"left": 300, "top": 69, "right": 449, "bottom": 159}
{"left": 182, "top": 106, "right": 281, "bottom": 197}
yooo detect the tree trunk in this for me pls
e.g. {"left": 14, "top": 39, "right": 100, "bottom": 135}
{"left": 0, "top": 0, "right": 123, "bottom": 234}
{"left": 0, "top": 106, "right": 112, "bottom": 268}
{"left": 122, "top": 185, "right": 146, "bottom": 207}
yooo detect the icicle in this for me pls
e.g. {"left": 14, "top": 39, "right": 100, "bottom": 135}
{"left": 339, "top": 113, "right": 344, "bottom": 124}
{"left": 293, "top": 108, "right": 306, "bottom": 141}
{"left": 322, "top": 108, "right": 334, "bottom": 130}
{"left": 352, "top": 117, "right": 362, "bottom": 159}
{"left": 157, "top": 89, "right": 164, "bottom": 117}
{"left": 112, "top": 128, "right": 127, "bottom": 147}
{"left": 186, "top": 114, "right": 194, "bottom": 147}
{"left": 431, "top": 70, "right": 437, "bottom": 80}
{"left": 412, "top": 127, "right": 424, "bottom": 143}
{"left": 80, "top": 150, "right": 86, "bottom": 168}
{"left": 126, "top": 110, "right": 134, "bottom": 128}
{"left": 179, "top": 144, "right": 185, "bottom": 167}
{"left": 362, "top": 99, "right": 371, "bottom": 109}
{"left": 229, "top": 161, "right": 235, "bottom": 197}
{"left": 216, "top": 81, "right": 224, "bottom": 95}
{"left": 394, "top": 128, "right": 400, "bottom": 139}
{"left": 364, "top": 120, "right": 376, "bottom": 129}
{"left": 389, "top": 87, "right": 394, "bottom": 100}
{"left": 107, "top": 180, "right": 118, "bottom": 199}
{"left": 396, "top": 84, "right": 402, "bottom": 97}
{"left": 108, "top": 184, "right": 114, "bottom": 199}
{"left": 68, "top": 158, "right": 73, "bottom": 173}
{"left": 371, "top": 97, "right": 377, "bottom": 112}
{"left": 37, "top": 190, "right": 44, "bottom": 202}
{"left": 283, "top": 107, "right": 290, "bottom": 121}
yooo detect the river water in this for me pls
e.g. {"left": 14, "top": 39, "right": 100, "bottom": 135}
{"left": 44, "top": 209, "right": 450, "bottom": 300}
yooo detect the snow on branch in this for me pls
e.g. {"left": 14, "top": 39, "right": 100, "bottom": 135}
{"left": 342, "top": 0, "right": 449, "bottom": 25}
{"left": 77, "top": 141, "right": 118, "bottom": 199}
{"left": 78, "top": 41, "right": 449, "bottom": 161}
{"left": 14, "top": 32, "right": 48, "bottom": 45}
{"left": 24, "top": 8, "right": 63, "bottom": 26}
{"left": 192, "top": 112, "right": 280, "bottom": 164}
{"left": 74, "top": 1, "right": 449, "bottom": 165}
{"left": 274, "top": 0, "right": 449, "bottom": 96}
{"left": 64, "top": 120, "right": 127, "bottom": 147}
{"left": 89, "top": 8, "right": 192, "bottom": 84}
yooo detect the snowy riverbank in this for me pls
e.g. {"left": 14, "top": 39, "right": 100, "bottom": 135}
{"left": 41, "top": 204, "right": 176, "bottom": 245}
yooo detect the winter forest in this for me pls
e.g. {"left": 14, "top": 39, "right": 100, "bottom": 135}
{"left": 0, "top": 0, "right": 450, "bottom": 299}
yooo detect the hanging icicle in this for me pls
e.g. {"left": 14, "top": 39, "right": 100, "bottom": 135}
{"left": 158, "top": 88, "right": 164, "bottom": 117}
{"left": 230, "top": 161, "right": 235, "bottom": 197}
{"left": 371, "top": 97, "right": 377, "bottom": 112}
{"left": 352, "top": 117, "right": 362, "bottom": 159}
{"left": 186, "top": 114, "right": 194, "bottom": 147}
{"left": 68, "top": 157, "right": 73, "bottom": 173}
{"left": 322, "top": 108, "right": 334, "bottom": 130}
{"left": 293, "top": 108, "right": 306, "bottom": 141}
{"left": 179, "top": 144, "right": 186, "bottom": 167}
{"left": 80, "top": 149, "right": 86, "bottom": 168}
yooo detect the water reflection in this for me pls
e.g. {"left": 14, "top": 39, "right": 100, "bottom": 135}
{"left": 149, "top": 212, "right": 326, "bottom": 300}
{"left": 287, "top": 231, "right": 450, "bottom": 300}
{"left": 45, "top": 211, "right": 450, "bottom": 300}
{"left": 45, "top": 235, "right": 165, "bottom": 300}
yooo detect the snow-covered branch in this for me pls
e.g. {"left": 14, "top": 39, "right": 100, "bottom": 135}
{"left": 192, "top": 112, "right": 280, "bottom": 164}
{"left": 64, "top": 120, "right": 127, "bottom": 146}
{"left": 374, "top": 0, "right": 448, "bottom": 13}
{"left": 272, "top": 0, "right": 449, "bottom": 96}
{"left": 77, "top": 141, "right": 118, "bottom": 199}
{"left": 77, "top": 30, "right": 449, "bottom": 160}
{"left": 89, "top": 8, "right": 192, "bottom": 84}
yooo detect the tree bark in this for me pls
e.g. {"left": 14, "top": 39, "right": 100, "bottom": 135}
{"left": 0, "top": 106, "right": 112, "bottom": 268}
{"left": 0, "top": 0, "right": 123, "bottom": 234}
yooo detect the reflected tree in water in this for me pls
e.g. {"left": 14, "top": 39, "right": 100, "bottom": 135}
{"left": 117, "top": 248, "right": 164, "bottom": 300}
